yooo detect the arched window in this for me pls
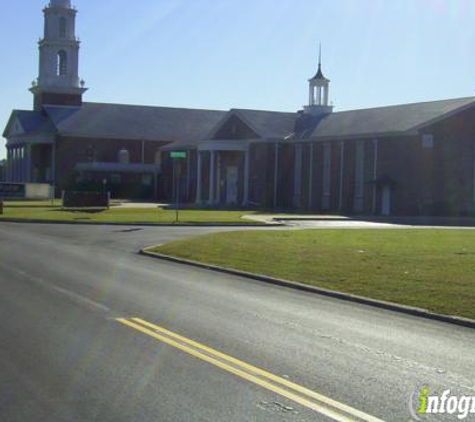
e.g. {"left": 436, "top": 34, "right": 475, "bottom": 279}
{"left": 57, "top": 50, "right": 67, "bottom": 76}
{"left": 59, "top": 17, "right": 67, "bottom": 38}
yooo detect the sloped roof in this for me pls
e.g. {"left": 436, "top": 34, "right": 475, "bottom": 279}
{"left": 5, "top": 96, "right": 475, "bottom": 147}
{"left": 164, "top": 108, "right": 299, "bottom": 150}
{"left": 231, "top": 109, "right": 299, "bottom": 139}
{"left": 310, "top": 64, "right": 328, "bottom": 81}
{"left": 301, "top": 97, "right": 475, "bottom": 140}
{"left": 43, "top": 102, "right": 226, "bottom": 143}
{"left": 3, "top": 110, "right": 56, "bottom": 137}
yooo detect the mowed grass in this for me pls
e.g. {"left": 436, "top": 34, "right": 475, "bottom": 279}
{"left": 153, "top": 229, "right": 475, "bottom": 320}
{"left": 2, "top": 199, "right": 63, "bottom": 207}
{"left": 0, "top": 206, "right": 258, "bottom": 224}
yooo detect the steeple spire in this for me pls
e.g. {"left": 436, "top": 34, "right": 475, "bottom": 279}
{"left": 312, "top": 43, "right": 327, "bottom": 81}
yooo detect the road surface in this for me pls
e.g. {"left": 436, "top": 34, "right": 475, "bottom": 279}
{"left": 0, "top": 222, "right": 474, "bottom": 421}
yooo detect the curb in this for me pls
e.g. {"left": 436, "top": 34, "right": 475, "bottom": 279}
{"left": 0, "top": 218, "right": 277, "bottom": 228}
{"left": 140, "top": 247, "right": 475, "bottom": 330}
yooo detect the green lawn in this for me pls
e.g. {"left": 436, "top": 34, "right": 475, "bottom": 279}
{"left": 2, "top": 199, "right": 63, "bottom": 207}
{"left": 152, "top": 230, "right": 475, "bottom": 320}
{"left": 0, "top": 206, "right": 258, "bottom": 224}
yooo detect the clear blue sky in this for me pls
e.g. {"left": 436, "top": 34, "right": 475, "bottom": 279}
{"left": 1, "top": 0, "right": 475, "bottom": 160}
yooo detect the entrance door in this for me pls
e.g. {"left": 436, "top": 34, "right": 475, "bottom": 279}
{"left": 226, "top": 166, "right": 239, "bottom": 205}
{"left": 381, "top": 186, "right": 391, "bottom": 216}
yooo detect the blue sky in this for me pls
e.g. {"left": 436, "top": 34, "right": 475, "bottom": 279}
{"left": 1, "top": 0, "right": 475, "bottom": 159}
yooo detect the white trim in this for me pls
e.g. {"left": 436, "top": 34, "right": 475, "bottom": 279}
{"left": 8, "top": 134, "right": 56, "bottom": 145}
{"left": 198, "top": 140, "right": 251, "bottom": 152}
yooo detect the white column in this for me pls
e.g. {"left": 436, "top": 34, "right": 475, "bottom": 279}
{"left": 215, "top": 152, "right": 221, "bottom": 205}
{"left": 274, "top": 143, "right": 279, "bottom": 208}
{"left": 308, "top": 143, "right": 314, "bottom": 209}
{"left": 10, "top": 148, "right": 14, "bottom": 182}
{"left": 372, "top": 139, "right": 379, "bottom": 214}
{"left": 209, "top": 150, "right": 215, "bottom": 205}
{"left": 338, "top": 141, "right": 345, "bottom": 211}
{"left": 6, "top": 147, "right": 12, "bottom": 181}
{"left": 196, "top": 151, "right": 202, "bottom": 204}
{"left": 13, "top": 147, "right": 18, "bottom": 182}
{"left": 242, "top": 148, "right": 250, "bottom": 206}
{"left": 25, "top": 145, "right": 32, "bottom": 183}
{"left": 186, "top": 151, "right": 191, "bottom": 200}
{"left": 324, "top": 85, "right": 329, "bottom": 106}
{"left": 51, "top": 142, "right": 56, "bottom": 187}
{"left": 21, "top": 146, "right": 25, "bottom": 182}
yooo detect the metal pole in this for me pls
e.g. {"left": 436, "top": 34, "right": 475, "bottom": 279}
{"left": 175, "top": 161, "right": 180, "bottom": 223}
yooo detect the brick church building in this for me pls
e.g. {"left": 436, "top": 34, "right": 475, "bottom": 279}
{"left": 4, "top": 0, "right": 475, "bottom": 215}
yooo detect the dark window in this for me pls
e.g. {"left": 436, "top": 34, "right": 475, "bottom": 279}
{"left": 57, "top": 50, "right": 67, "bottom": 76}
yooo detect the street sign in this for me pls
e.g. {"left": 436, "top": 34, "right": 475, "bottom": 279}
{"left": 170, "top": 151, "right": 187, "bottom": 159}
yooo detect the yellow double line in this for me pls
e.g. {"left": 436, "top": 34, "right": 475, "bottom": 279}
{"left": 117, "top": 318, "right": 385, "bottom": 422}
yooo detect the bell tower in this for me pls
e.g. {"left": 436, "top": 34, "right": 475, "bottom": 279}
{"left": 30, "top": 0, "right": 87, "bottom": 110}
{"left": 304, "top": 46, "right": 333, "bottom": 116}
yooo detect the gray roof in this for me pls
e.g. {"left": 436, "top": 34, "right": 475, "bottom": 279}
{"left": 300, "top": 97, "right": 475, "bottom": 140}
{"left": 3, "top": 110, "right": 56, "bottom": 137}
{"left": 5, "top": 96, "right": 475, "bottom": 147}
{"left": 163, "top": 108, "right": 299, "bottom": 150}
{"left": 231, "top": 109, "right": 298, "bottom": 139}
{"left": 43, "top": 102, "right": 226, "bottom": 143}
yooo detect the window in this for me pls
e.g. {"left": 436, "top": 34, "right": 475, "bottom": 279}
{"left": 57, "top": 50, "right": 67, "bottom": 76}
{"left": 142, "top": 174, "right": 153, "bottom": 186}
{"left": 110, "top": 174, "right": 122, "bottom": 184}
{"left": 59, "top": 17, "right": 67, "bottom": 38}
{"left": 154, "top": 150, "right": 162, "bottom": 166}
{"left": 118, "top": 149, "right": 130, "bottom": 164}
{"left": 422, "top": 134, "right": 434, "bottom": 149}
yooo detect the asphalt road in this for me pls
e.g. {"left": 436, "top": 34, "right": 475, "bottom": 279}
{"left": 0, "top": 222, "right": 474, "bottom": 421}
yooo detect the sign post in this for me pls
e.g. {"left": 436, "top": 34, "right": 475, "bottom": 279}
{"left": 170, "top": 152, "right": 187, "bottom": 223}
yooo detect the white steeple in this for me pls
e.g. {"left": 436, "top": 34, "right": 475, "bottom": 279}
{"left": 30, "top": 0, "right": 87, "bottom": 109}
{"left": 304, "top": 45, "right": 333, "bottom": 116}
{"left": 50, "top": 0, "right": 72, "bottom": 8}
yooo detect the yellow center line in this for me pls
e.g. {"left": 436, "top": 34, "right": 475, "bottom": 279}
{"left": 131, "top": 317, "right": 384, "bottom": 422}
{"left": 117, "top": 318, "right": 385, "bottom": 422}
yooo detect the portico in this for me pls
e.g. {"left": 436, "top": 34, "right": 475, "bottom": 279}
{"left": 195, "top": 140, "right": 252, "bottom": 207}
{"left": 5, "top": 136, "right": 55, "bottom": 184}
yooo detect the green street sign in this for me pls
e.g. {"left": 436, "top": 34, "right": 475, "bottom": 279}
{"left": 170, "top": 151, "right": 187, "bottom": 159}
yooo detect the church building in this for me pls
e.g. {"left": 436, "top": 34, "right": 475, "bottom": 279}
{"left": 4, "top": 0, "right": 475, "bottom": 216}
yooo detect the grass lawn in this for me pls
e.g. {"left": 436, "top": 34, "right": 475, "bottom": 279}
{"left": 152, "top": 229, "right": 475, "bottom": 320}
{"left": 2, "top": 199, "right": 63, "bottom": 207}
{"left": 0, "top": 206, "right": 259, "bottom": 224}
